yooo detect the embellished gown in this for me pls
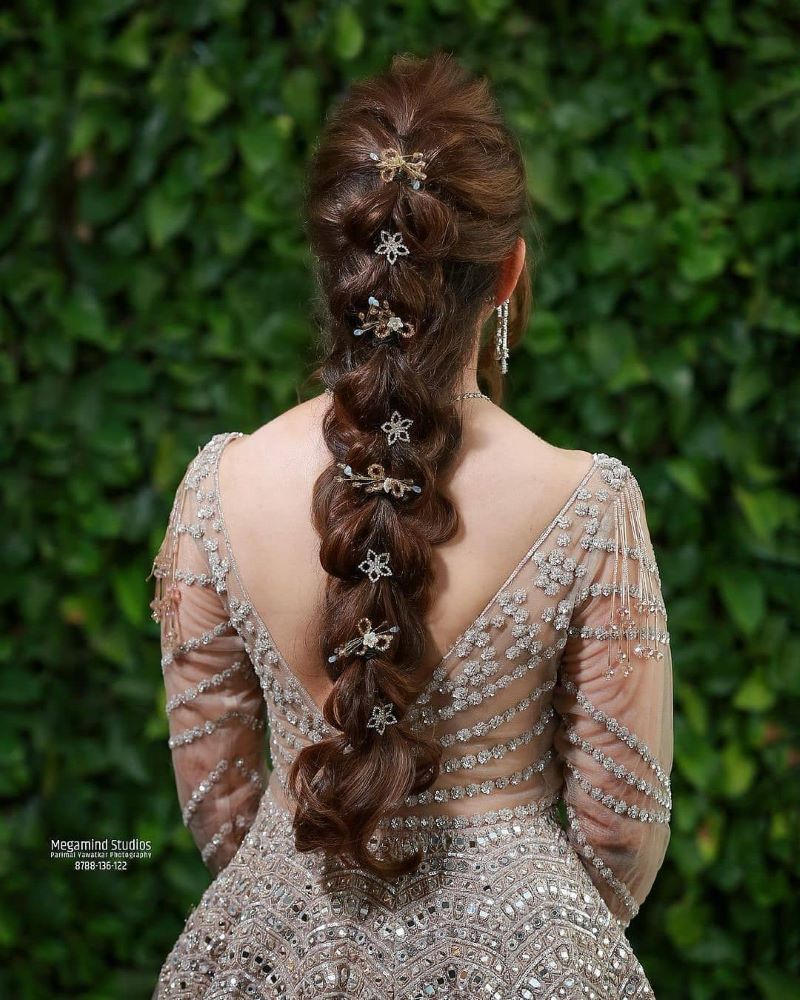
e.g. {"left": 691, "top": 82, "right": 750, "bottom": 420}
{"left": 150, "top": 432, "right": 673, "bottom": 999}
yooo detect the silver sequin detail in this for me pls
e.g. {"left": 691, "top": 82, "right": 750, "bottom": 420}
{"left": 152, "top": 437, "right": 670, "bottom": 995}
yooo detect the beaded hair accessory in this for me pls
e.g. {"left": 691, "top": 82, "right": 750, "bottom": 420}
{"left": 353, "top": 296, "right": 415, "bottom": 340}
{"left": 370, "top": 148, "right": 427, "bottom": 189}
{"left": 337, "top": 462, "right": 422, "bottom": 500}
{"left": 375, "top": 229, "right": 410, "bottom": 265}
{"left": 381, "top": 410, "right": 413, "bottom": 445}
{"left": 327, "top": 618, "right": 399, "bottom": 664}
{"left": 367, "top": 702, "right": 398, "bottom": 735}
{"left": 359, "top": 549, "right": 392, "bottom": 583}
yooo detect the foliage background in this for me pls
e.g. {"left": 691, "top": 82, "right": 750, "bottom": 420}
{"left": 2, "top": 1, "right": 799, "bottom": 997}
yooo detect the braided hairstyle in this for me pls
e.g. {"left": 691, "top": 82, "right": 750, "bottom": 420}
{"left": 287, "top": 51, "right": 532, "bottom": 877}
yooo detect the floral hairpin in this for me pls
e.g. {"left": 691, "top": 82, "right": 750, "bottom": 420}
{"left": 381, "top": 410, "right": 413, "bottom": 445}
{"left": 367, "top": 701, "right": 398, "bottom": 735}
{"left": 337, "top": 462, "right": 422, "bottom": 500}
{"left": 353, "top": 296, "right": 415, "bottom": 341}
{"left": 369, "top": 148, "right": 427, "bottom": 189}
{"left": 359, "top": 549, "right": 392, "bottom": 583}
{"left": 327, "top": 618, "right": 399, "bottom": 664}
{"left": 375, "top": 229, "right": 410, "bottom": 266}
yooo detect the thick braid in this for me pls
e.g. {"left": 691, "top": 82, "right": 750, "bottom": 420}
{"left": 287, "top": 52, "right": 532, "bottom": 877}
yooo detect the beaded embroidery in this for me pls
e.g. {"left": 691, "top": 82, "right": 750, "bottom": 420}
{"left": 151, "top": 435, "right": 671, "bottom": 993}
{"left": 154, "top": 788, "right": 655, "bottom": 997}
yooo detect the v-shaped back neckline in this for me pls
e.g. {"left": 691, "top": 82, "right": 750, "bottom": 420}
{"left": 212, "top": 431, "right": 599, "bottom": 732}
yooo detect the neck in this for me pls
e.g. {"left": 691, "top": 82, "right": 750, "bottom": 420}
{"left": 319, "top": 330, "right": 486, "bottom": 400}
{"left": 451, "top": 372, "right": 482, "bottom": 397}
{"left": 451, "top": 331, "right": 484, "bottom": 397}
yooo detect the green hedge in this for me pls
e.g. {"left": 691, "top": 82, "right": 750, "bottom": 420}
{"left": 2, "top": 2, "right": 798, "bottom": 997}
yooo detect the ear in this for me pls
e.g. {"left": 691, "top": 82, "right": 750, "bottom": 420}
{"left": 493, "top": 236, "right": 526, "bottom": 305}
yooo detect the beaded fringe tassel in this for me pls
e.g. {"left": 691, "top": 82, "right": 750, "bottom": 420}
{"left": 605, "top": 476, "right": 668, "bottom": 678}
{"left": 147, "top": 467, "right": 191, "bottom": 654}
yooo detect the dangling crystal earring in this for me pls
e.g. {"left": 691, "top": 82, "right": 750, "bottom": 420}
{"left": 495, "top": 298, "right": 510, "bottom": 375}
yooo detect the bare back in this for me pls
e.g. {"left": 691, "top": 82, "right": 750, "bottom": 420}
{"left": 218, "top": 394, "right": 594, "bottom": 708}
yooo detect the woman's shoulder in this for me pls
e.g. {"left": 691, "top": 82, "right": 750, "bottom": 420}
{"left": 458, "top": 402, "right": 596, "bottom": 499}
{"left": 210, "top": 397, "right": 639, "bottom": 515}
{"left": 236, "top": 395, "right": 327, "bottom": 455}
{"left": 213, "top": 397, "right": 330, "bottom": 504}
{"left": 491, "top": 407, "right": 640, "bottom": 496}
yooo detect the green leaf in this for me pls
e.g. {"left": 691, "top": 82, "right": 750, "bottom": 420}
{"left": 583, "top": 165, "right": 629, "bottom": 217}
{"left": 734, "top": 486, "right": 787, "bottom": 545}
{"left": 733, "top": 671, "right": 776, "bottom": 712}
{"left": 753, "top": 970, "right": 800, "bottom": 1000}
{"left": 526, "top": 147, "right": 574, "bottom": 221}
{"left": 728, "top": 366, "right": 771, "bottom": 413}
{"left": 665, "top": 895, "right": 708, "bottom": 949}
{"left": 60, "top": 287, "right": 108, "bottom": 346}
{"left": 679, "top": 683, "right": 709, "bottom": 734}
{"left": 0, "top": 668, "right": 43, "bottom": 705}
{"left": 696, "top": 812, "right": 722, "bottom": 864}
{"left": 144, "top": 188, "right": 193, "bottom": 248}
{"left": 718, "top": 569, "right": 767, "bottom": 637}
{"left": 675, "top": 730, "right": 719, "bottom": 791}
{"left": 665, "top": 458, "right": 709, "bottom": 502}
{"left": 679, "top": 235, "right": 732, "bottom": 282}
{"left": 112, "top": 13, "right": 152, "bottom": 69}
{"left": 720, "top": 742, "right": 757, "bottom": 797}
{"left": 333, "top": 6, "right": 364, "bottom": 60}
{"left": 111, "top": 566, "right": 149, "bottom": 627}
{"left": 237, "top": 120, "right": 283, "bottom": 175}
{"left": 280, "top": 67, "right": 319, "bottom": 130}
{"left": 186, "top": 67, "right": 229, "bottom": 125}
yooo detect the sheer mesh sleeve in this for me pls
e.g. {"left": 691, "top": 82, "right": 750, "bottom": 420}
{"left": 148, "top": 446, "right": 267, "bottom": 876}
{"left": 554, "top": 465, "right": 673, "bottom": 925}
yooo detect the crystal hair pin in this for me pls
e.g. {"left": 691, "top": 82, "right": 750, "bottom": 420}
{"left": 381, "top": 410, "right": 413, "bottom": 445}
{"left": 367, "top": 701, "right": 398, "bottom": 735}
{"left": 337, "top": 462, "right": 422, "bottom": 500}
{"left": 353, "top": 296, "right": 415, "bottom": 340}
{"left": 359, "top": 549, "right": 392, "bottom": 583}
{"left": 369, "top": 147, "right": 427, "bottom": 189}
{"left": 327, "top": 618, "right": 399, "bottom": 663}
{"left": 375, "top": 229, "right": 410, "bottom": 265}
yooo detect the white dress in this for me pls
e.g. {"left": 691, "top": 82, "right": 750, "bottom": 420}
{"left": 149, "top": 431, "right": 673, "bottom": 999}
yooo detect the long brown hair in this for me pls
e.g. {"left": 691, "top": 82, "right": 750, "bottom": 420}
{"left": 287, "top": 50, "right": 532, "bottom": 877}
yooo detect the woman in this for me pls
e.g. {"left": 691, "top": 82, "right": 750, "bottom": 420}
{"left": 150, "top": 51, "right": 673, "bottom": 999}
